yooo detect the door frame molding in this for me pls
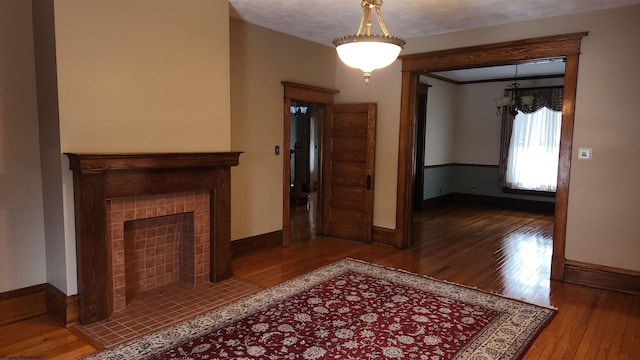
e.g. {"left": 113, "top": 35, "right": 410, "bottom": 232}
{"left": 281, "top": 82, "right": 339, "bottom": 246}
{"left": 394, "top": 32, "right": 589, "bottom": 281}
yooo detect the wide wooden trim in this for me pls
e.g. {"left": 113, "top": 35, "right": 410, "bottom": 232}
{"left": 283, "top": 98, "right": 292, "bottom": 247}
{"left": 425, "top": 72, "right": 565, "bottom": 86}
{"left": 66, "top": 152, "right": 241, "bottom": 174}
{"left": 396, "top": 33, "right": 588, "bottom": 284}
{"left": 551, "top": 54, "right": 579, "bottom": 281}
{"left": 231, "top": 231, "right": 283, "bottom": 258}
{"left": 400, "top": 32, "right": 588, "bottom": 72}
{"left": 281, "top": 81, "right": 339, "bottom": 104}
{"left": 0, "top": 283, "right": 79, "bottom": 327}
{"left": 372, "top": 226, "right": 396, "bottom": 246}
{"left": 395, "top": 71, "right": 419, "bottom": 248}
{"left": 564, "top": 260, "right": 640, "bottom": 294}
{"left": 0, "top": 284, "right": 47, "bottom": 326}
{"left": 282, "top": 82, "right": 337, "bottom": 248}
{"left": 46, "top": 284, "right": 79, "bottom": 327}
{"left": 413, "top": 83, "right": 429, "bottom": 212}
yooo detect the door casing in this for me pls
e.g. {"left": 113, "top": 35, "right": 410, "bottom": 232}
{"left": 282, "top": 82, "right": 338, "bottom": 246}
{"left": 394, "top": 32, "right": 589, "bottom": 281}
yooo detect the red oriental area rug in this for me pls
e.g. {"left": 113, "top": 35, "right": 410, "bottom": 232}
{"left": 84, "top": 259, "right": 556, "bottom": 359}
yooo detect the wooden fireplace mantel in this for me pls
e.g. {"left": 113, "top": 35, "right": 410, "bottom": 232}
{"left": 65, "top": 152, "right": 241, "bottom": 324}
{"left": 66, "top": 152, "right": 242, "bottom": 174}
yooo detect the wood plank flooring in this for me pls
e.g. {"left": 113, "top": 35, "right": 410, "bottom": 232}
{"left": 1, "top": 204, "right": 638, "bottom": 359}
{"left": 0, "top": 315, "right": 96, "bottom": 359}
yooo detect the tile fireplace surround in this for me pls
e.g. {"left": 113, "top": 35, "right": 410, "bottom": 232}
{"left": 66, "top": 152, "right": 241, "bottom": 325}
{"left": 109, "top": 191, "right": 209, "bottom": 313}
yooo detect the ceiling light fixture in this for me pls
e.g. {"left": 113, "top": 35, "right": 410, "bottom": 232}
{"left": 495, "top": 64, "right": 534, "bottom": 116}
{"left": 333, "top": 0, "right": 405, "bottom": 84}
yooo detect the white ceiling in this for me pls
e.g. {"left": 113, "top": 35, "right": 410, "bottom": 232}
{"left": 229, "top": 0, "right": 640, "bottom": 47}
{"left": 228, "top": 0, "right": 639, "bottom": 82}
{"left": 432, "top": 60, "right": 566, "bottom": 83}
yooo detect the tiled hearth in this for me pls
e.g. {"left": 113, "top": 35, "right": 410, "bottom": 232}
{"left": 75, "top": 279, "right": 260, "bottom": 348}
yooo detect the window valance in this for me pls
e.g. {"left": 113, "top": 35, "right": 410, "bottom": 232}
{"left": 506, "top": 86, "right": 563, "bottom": 114}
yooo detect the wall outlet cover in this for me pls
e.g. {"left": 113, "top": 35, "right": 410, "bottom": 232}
{"left": 578, "top": 148, "right": 592, "bottom": 159}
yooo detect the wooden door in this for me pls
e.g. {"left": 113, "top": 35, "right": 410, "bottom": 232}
{"left": 321, "top": 103, "right": 376, "bottom": 242}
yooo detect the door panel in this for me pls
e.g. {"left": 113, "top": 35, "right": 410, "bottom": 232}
{"left": 331, "top": 163, "right": 366, "bottom": 185}
{"left": 332, "top": 186, "right": 366, "bottom": 203}
{"left": 330, "top": 187, "right": 367, "bottom": 211}
{"left": 322, "top": 103, "right": 376, "bottom": 242}
{"left": 328, "top": 209, "right": 368, "bottom": 225}
{"left": 332, "top": 138, "right": 367, "bottom": 152}
{"left": 330, "top": 151, "right": 368, "bottom": 163}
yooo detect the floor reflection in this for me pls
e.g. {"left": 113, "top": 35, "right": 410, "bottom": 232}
{"left": 499, "top": 230, "right": 553, "bottom": 306}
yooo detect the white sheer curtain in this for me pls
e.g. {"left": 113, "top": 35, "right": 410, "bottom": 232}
{"left": 505, "top": 107, "right": 561, "bottom": 192}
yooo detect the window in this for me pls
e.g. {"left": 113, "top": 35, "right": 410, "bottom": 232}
{"left": 498, "top": 86, "right": 563, "bottom": 193}
{"left": 505, "top": 108, "right": 561, "bottom": 192}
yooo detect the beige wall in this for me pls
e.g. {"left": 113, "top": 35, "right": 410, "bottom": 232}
{"left": 0, "top": 0, "right": 47, "bottom": 292}
{"left": 32, "top": 0, "right": 71, "bottom": 293}
{"left": 340, "top": 6, "right": 640, "bottom": 271}
{"left": 51, "top": 0, "right": 231, "bottom": 294}
{"left": 422, "top": 77, "right": 457, "bottom": 166}
{"left": 229, "top": 19, "right": 336, "bottom": 240}
{"left": 452, "top": 82, "right": 504, "bottom": 165}
{"left": 562, "top": 6, "right": 640, "bottom": 271}
{"left": 54, "top": 0, "right": 230, "bottom": 153}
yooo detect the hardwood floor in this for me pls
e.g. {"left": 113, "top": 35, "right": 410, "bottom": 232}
{"left": 1, "top": 204, "right": 638, "bottom": 359}
{"left": 0, "top": 315, "right": 96, "bottom": 359}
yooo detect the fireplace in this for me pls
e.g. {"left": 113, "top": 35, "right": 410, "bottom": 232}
{"left": 66, "top": 152, "right": 241, "bottom": 324}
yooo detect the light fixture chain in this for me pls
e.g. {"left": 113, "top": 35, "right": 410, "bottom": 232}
{"left": 374, "top": 4, "right": 391, "bottom": 36}
{"left": 357, "top": 1, "right": 371, "bottom": 35}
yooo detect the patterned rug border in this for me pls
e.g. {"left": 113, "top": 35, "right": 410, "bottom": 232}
{"left": 351, "top": 258, "right": 559, "bottom": 311}
{"left": 83, "top": 258, "right": 557, "bottom": 359}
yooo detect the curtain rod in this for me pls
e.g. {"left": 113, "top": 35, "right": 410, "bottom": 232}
{"left": 504, "top": 85, "right": 563, "bottom": 91}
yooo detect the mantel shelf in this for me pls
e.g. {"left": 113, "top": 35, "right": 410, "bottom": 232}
{"left": 65, "top": 152, "right": 242, "bottom": 174}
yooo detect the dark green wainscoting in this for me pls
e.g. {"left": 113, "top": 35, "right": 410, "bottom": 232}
{"left": 421, "top": 164, "right": 555, "bottom": 213}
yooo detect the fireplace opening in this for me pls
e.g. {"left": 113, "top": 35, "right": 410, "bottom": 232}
{"left": 108, "top": 191, "right": 211, "bottom": 314}
{"left": 124, "top": 213, "right": 195, "bottom": 304}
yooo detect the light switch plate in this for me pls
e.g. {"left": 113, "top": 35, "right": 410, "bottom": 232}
{"left": 578, "top": 148, "right": 592, "bottom": 160}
